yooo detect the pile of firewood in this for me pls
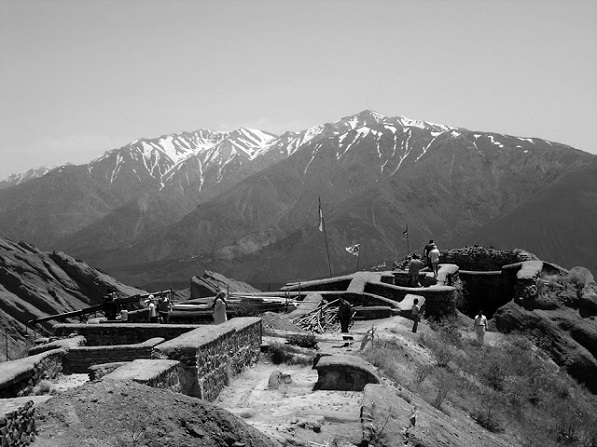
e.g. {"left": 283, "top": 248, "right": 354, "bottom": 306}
{"left": 291, "top": 299, "right": 340, "bottom": 333}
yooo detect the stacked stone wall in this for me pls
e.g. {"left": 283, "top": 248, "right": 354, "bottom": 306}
{"left": 62, "top": 338, "right": 164, "bottom": 374}
{"left": 0, "top": 349, "right": 65, "bottom": 398}
{"left": 53, "top": 323, "right": 198, "bottom": 346}
{"left": 0, "top": 399, "right": 35, "bottom": 447}
{"left": 152, "top": 317, "right": 261, "bottom": 401}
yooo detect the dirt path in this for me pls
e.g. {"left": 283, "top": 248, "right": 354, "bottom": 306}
{"left": 216, "top": 360, "right": 363, "bottom": 446}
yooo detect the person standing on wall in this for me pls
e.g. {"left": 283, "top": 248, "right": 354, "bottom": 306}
{"left": 411, "top": 298, "right": 421, "bottom": 333}
{"left": 428, "top": 243, "right": 440, "bottom": 279}
{"left": 158, "top": 296, "right": 172, "bottom": 324}
{"left": 473, "top": 310, "right": 488, "bottom": 345}
{"left": 213, "top": 290, "right": 228, "bottom": 325}
{"left": 423, "top": 239, "right": 435, "bottom": 268}
{"left": 337, "top": 296, "right": 353, "bottom": 333}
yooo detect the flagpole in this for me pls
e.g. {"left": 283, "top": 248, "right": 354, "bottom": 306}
{"left": 356, "top": 245, "right": 360, "bottom": 272}
{"left": 319, "top": 197, "right": 333, "bottom": 278}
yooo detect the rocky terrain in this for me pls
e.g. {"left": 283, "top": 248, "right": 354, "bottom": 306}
{"left": 0, "top": 236, "right": 145, "bottom": 361}
{"left": 34, "top": 380, "right": 277, "bottom": 447}
{"left": 0, "top": 236, "right": 596, "bottom": 446}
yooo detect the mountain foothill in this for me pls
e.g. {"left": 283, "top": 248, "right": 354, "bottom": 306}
{"left": 0, "top": 110, "right": 595, "bottom": 290}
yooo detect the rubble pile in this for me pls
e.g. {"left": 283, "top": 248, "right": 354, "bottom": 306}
{"left": 291, "top": 300, "right": 340, "bottom": 333}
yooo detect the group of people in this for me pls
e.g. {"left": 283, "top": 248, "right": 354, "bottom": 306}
{"left": 406, "top": 239, "right": 441, "bottom": 288}
{"left": 144, "top": 294, "right": 173, "bottom": 323}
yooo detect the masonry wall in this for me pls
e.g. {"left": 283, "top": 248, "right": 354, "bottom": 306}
{"left": 53, "top": 323, "right": 199, "bottom": 346}
{"left": 152, "top": 317, "right": 261, "bottom": 401}
{"left": 0, "top": 349, "right": 65, "bottom": 399}
{"left": 0, "top": 399, "right": 35, "bottom": 447}
{"left": 62, "top": 338, "right": 165, "bottom": 374}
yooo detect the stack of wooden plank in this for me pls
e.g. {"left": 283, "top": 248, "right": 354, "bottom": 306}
{"left": 291, "top": 299, "right": 340, "bottom": 333}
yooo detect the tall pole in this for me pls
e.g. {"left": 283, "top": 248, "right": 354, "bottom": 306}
{"left": 319, "top": 197, "right": 333, "bottom": 278}
{"left": 322, "top": 217, "right": 333, "bottom": 278}
{"left": 356, "top": 246, "right": 360, "bottom": 272}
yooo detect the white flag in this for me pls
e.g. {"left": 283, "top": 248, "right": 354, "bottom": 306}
{"left": 346, "top": 243, "right": 360, "bottom": 256}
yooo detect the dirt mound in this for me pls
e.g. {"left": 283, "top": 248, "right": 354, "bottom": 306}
{"left": 34, "top": 380, "right": 278, "bottom": 447}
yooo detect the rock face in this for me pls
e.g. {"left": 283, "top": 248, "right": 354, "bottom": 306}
{"left": 0, "top": 236, "right": 145, "bottom": 360}
{"left": 34, "top": 380, "right": 278, "bottom": 447}
{"left": 494, "top": 281, "right": 597, "bottom": 393}
{"left": 190, "top": 270, "right": 261, "bottom": 299}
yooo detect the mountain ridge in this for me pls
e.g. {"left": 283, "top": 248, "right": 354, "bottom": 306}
{"left": 0, "top": 111, "right": 594, "bottom": 288}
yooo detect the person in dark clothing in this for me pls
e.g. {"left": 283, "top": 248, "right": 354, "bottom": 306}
{"left": 411, "top": 298, "right": 421, "bottom": 333}
{"left": 338, "top": 296, "right": 352, "bottom": 333}
{"left": 158, "top": 296, "right": 172, "bottom": 324}
{"left": 103, "top": 290, "right": 120, "bottom": 321}
{"left": 423, "top": 240, "right": 435, "bottom": 268}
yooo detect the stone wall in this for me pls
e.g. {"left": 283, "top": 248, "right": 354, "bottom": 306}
{"left": 0, "top": 349, "right": 65, "bottom": 398}
{"left": 0, "top": 399, "right": 36, "bottom": 447}
{"left": 152, "top": 317, "right": 261, "bottom": 401}
{"left": 103, "top": 359, "right": 182, "bottom": 393}
{"left": 53, "top": 323, "right": 199, "bottom": 346}
{"left": 62, "top": 338, "right": 165, "bottom": 374}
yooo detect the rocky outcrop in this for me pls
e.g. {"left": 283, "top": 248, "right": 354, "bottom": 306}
{"left": 494, "top": 280, "right": 597, "bottom": 393}
{"left": 0, "top": 236, "right": 145, "bottom": 360}
{"left": 190, "top": 270, "right": 260, "bottom": 299}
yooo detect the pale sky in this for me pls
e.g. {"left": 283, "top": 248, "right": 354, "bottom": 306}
{"left": 1, "top": 0, "right": 596, "bottom": 180}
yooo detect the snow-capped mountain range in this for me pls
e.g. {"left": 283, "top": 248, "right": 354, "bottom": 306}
{"left": 0, "top": 110, "right": 595, "bottom": 289}
{"left": 2, "top": 110, "right": 455, "bottom": 190}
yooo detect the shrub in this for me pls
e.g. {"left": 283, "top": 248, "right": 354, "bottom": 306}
{"left": 267, "top": 342, "right": 314, "bottom": 366}
{"left": 430, "top": 368, "right": 455, "bottom": 410}
{"left": 413, "top": 363, "right": 434, "bottom": 388}
{"left": 286, "top": 333, "right": 318, "bottom": 349}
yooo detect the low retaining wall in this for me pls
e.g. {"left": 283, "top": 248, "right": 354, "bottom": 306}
{"left": 0, "top": 349, "right": 65, "bottom": 398}
{"left": 103, "top": 359, "right": 182, "bottom": 393}
{"left": 152, "top": 317, "right": 262, "bottom": 401}
{"left": 28, "top": 335, "right": 86, "bottom": 356}
{"left": 53, "top": 323, "right": 199, "bottom": 346}
{"left": 63, "top": 338, "right": 165, "bottom": 374}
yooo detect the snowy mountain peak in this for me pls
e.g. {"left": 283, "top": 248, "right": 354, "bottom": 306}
{"left": 396, "top": 116, "right": 453, "bottom": 132}
{"left": 0, "top": 166, "right": 57, "bottom": 189}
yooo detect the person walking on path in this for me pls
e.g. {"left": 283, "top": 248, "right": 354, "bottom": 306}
{"left": 408, "top": 255, "right": 424, "bottom": 287}
{"left": 158, "top": 296, "right": 172, "bottom": 324}
{"left": 428, "top": 244, "right": 440, "bottom": 279}
{"left": 411, "top": 298, "right": 421, "bottom": 333}
{"left": 473, "top": 310, "right": 488, "bottom": 345}
{"left": 423, "top": 240, "right": 435, "bottom": 268}
{"left": 213, "top": 290, "right": 228, "bottom": 325}
{"left": 337, "top": 296, "right": 353, "bottom": 333}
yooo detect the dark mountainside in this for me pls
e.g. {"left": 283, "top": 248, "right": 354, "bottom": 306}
{"left": 0, "top": 111, "right": 595, "bottom": 290}
{"left": 97, "top": 113, "right": 596, "bottom": 289}
{"left": 0, "top": 236, "right": 145, "bottom": 360}
{"left": 466, "top": 158, "right": 597, "bottom": 274}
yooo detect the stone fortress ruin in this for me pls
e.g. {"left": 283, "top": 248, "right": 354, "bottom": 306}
{"left": 0, "top": 250, "right": 583, "bottom": 446}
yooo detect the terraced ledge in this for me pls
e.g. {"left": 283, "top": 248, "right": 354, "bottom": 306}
{"left": 0, "top": 349, "right": 66, "bottom": 398}
{"left": 103, "top": 359, "right": 182, "bottom": 392}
